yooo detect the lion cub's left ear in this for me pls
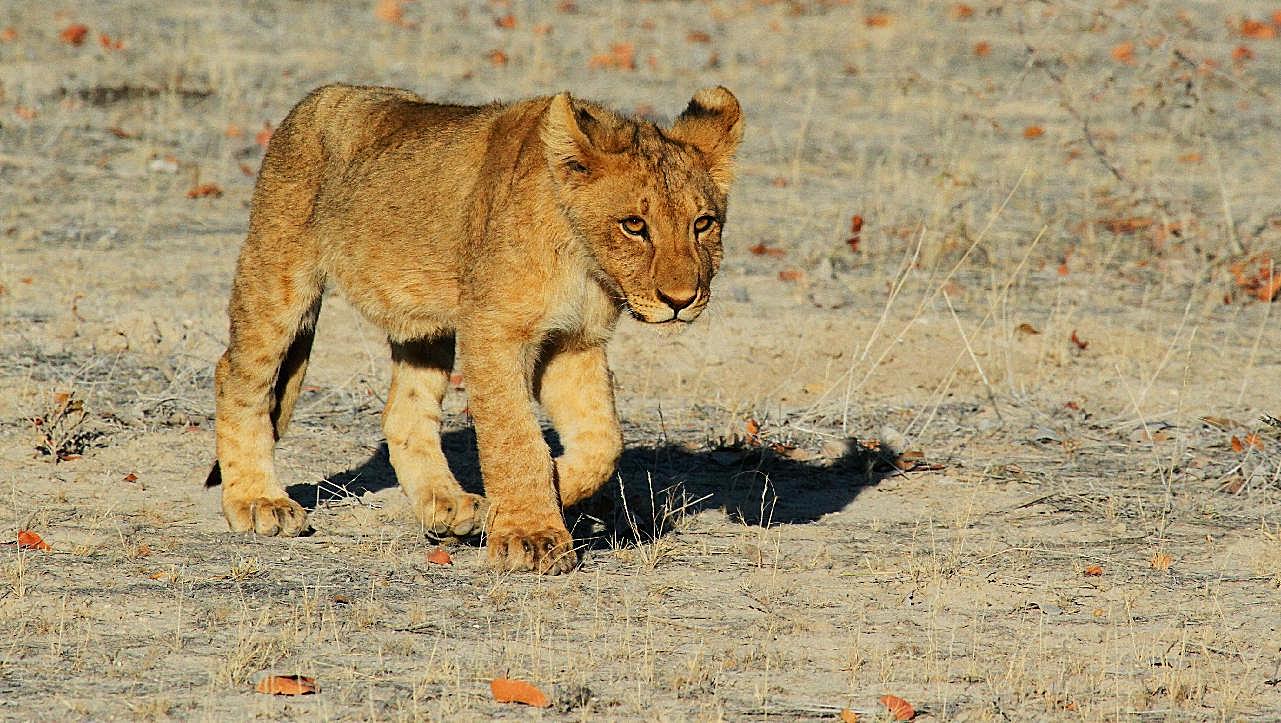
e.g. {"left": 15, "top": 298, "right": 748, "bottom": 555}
{"left": 669, "top": 86, "right": 744, "bottom": 194}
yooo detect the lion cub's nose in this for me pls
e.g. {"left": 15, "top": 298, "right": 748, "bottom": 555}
{"left": 656, "top": 287, "right": 697, "bottom": 312}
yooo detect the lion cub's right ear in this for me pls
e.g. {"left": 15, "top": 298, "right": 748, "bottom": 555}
{"left": 542, "top": 92, "right": 600, "bottom": 184}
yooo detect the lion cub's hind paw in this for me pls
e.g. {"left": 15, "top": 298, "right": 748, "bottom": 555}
{"left": 225, "top": 496, "right": 310, "bottom": 537}
{"left": 487, "top": 528, "right": 577, "bottom": 575}
{"left": 417, "top": 492, "right": 488, "bottom": 539}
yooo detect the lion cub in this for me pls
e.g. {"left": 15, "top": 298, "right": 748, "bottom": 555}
{"left": 208, "top": 84, "right": 742, "bottom": 573}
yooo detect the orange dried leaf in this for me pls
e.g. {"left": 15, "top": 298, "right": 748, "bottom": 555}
{"left": 588, "top": 42, "right": 636, "bottom": 70}
{"left": 1101, "top": 217, "right": 1154, "bottom": 234}
{"left": 840, "top": 709, "right": 860, "bottom": 723}
{"left": 864, "top": 14, "right": 892, "bottom": 28}
{"left": 256, "top": 675, "right": 317, "bottom": 696}
{"left": 1015, "top": 322, "right": 1040, "bottom": 335}
{"left": 14, "top": 105, "right": 36, "bottom": 121}
{"left": 1241, "top": 19, "right": 1277, "bottom": 40}
{"left": 1243, "top": 432, "right": 1264, "bottom": 450}
{"left": 1111, "top": 41, "right": 1135, "bottom": 64}
{"left": 490, "top": 678, "right": 551, "bottom": 707}
{"left": 1070, "top": 330, "right": 1088, "bottom": 350}
{"left": 687, "top": 30, "right": 711, "bottom": 43}
{"left": 1023, "top": 125, "right": 1044, "bottom": 139}
{"left": 224, "top": 123, "right": 243, "bottom": 138}
{"left": 952, "top": 4, "right": 974, "bottom": 19}
{"left": 17, "top": 530, "right": 51, "bottom": 551}
{"left": 255, "top": 122, "right": 274, "bottom": 148}
{"left": 1057, "top": 261, "right": 1069, "bottom": 276}
{"left": 1083, "top": 564, "right": 1103, "bottom": 576}
{"left": 494, "top": 14, "right": 516, "bottom": 29}
{"left": 1232, "top": 45, "right": 1254, "bottom": 61}
{"left": 122, "top": 472, "right": 138, "bottom": 483}
{"left": 1179, "top": 152, "right": 1202, "bottom": 163}
{"left": 60, "top": 23, "right": 88, "bottom": 46}
{"left": 374, "top": 0, "right": 412, "bottom": 27}
{"left": 98, "top": 33, "right": 123, "bottom": 50}
{"left": 778, "top": 269, "right": 803, "bottom": 282}
{"left": 745, "top": 418, "right": 761, "bottom": 441}
{"left": 488, "top": 49, "right": 509, "bottom": 66}
{"left": 427, "top": 547, "right": 452, "bottom": 565}
{"left": 749, "top": 242, "right": 785, "bottom": 257}
{"left": 1, "top": 27, "right": 18, "bottom": 42}
{"left": 186, "top": 183, "right": 223, "bottom": 199}
{"left": 850, "top": 214, "right": 864, "bottom": 234}
{"left": 973, "top": 40, "right": 991, "bottom": 57}
{"left": 880, "top": 694, "right": 916, "bottom": 720}
{"left": 1150, "top": 552, "right": 1173, "bottom": 571}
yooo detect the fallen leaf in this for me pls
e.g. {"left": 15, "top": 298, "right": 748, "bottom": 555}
{"left": 17, "top": 530, "right": 51, "bottom": 551}
{"left": 98, "top": 33, "right": 124, "bottom": 50}
{"left": 1150, "top": 552, "right": 1173, "bottom": 571}
{"left": 850, "top": 214, "right": 864, "bottom": 234}
{"left": 1241, "top": 19, "right": 1277, "bottom": 40}
{"left": 1057, "top": 261, "right": 1069, "bottom": 276}
{"left": 880, "top": 694, "right": 915, "bottom": 720}
{"left": 1100, "top": 217, "right": 1154, "bottom": 234}
{"left": 1111, "top": 41, "right": 1135, "bottom": 64}
{"left": 687, "top": 30, "right": 711, "bottom": 43}
{"left": 588, "top": 42, "right": 636, "bottom": 70}
{"left": 224, "top": 123, "right": 243, "bottom": 138}
{"left": 255, "top": 122, "right": 273, "bottom": 148}
{"left": 256, "top": 675, "right": 318, "bottom": 696}
{"left": 238, "top": 163, "right": 255, "bottom": 177}
{"left": 1015, "top": 322, "right": 1041, "bottom": 335}
{"left": 1178, "top": 152, "right": 1202, "bottom": 163}
{"left": 952, "top": 4, "right": 974, "bottom": 19}
{"left": 864, "top": 14, "right": 892, "bottom": 28}
{"left": 1083, "top": 564, "right": 1103, "bottom": 576}
{"left": 487, "top": 49, "right": 509, "bottom": 66}
{"left": 186, "top": 183, "right": 223, "bottom": 199}
{"left": 1232, "top": 45, "right": 1254, "bottom": 61}
{"left": 778, "top": 269, "right": 803, "bottom": 282}
{"left": 122, "top": 472, "right": 138, "bottom": 483}
{"left": 134, "top": 543, "right": 151, "bottom": 558}
{"left": 374, "top": 0, "right": 413, "bottom": 27}
{"left": 840, "top": 708, "right": 859, "bottom": 723}
{"left": 1023, "top": 125, "right": 1044, "bottom": 139}
{"left": 108, "top": 126, "right": 135, "bottom": 138}
{"left": 1, "top": 27, "right": 18, "bottom": 42}
{"left": 532, "top": 23, "right": 551, "bottom": 36}
{"left": 490, "top": 678, "right": 551, "bottom": 708}
{"left": 427, "top": 547, "right": 452, "bottom": 565}
{"left": 1243, "top": 432, "right": 1264, "bottom": 450}
{"left": 14, "top": 105, "right": 36, "bottom": 121}
{"left": 745, "top": 418, "right": 761, "bottom": 444}
{"left": 749, "top": 242, "right": 786, "bottom": 257}
{"left": 1070, "top": 330, "right": 1088, "bottom": 350}
{"left": 494, "top": 14, "right": 516, "bottom": 29}
{"left": 973, "top": 40, "right": 991, "bottom": 56}
{"left": 60, "top": 23, "right": 89, "bottom": 46}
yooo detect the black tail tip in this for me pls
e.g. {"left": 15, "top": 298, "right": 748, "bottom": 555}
{"left": 204, "top": 461, "right": 222, "bottom": 488}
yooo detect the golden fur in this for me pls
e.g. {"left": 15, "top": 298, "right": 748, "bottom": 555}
{"left": 209, "top": 83, "right": 743, "bottom": 573}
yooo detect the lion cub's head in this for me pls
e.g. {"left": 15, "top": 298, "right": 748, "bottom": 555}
{"left": 542, "top": 87, "right": 743, "bottom": 324}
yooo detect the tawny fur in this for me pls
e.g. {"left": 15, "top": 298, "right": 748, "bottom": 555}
{"left": 211, "top": 84, "right": 743, "bottom": 574}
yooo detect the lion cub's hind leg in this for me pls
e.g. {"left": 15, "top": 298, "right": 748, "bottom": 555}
{"left": 384, "top": 337, "right": 487, "bottom": 538}
{"left": 214, "top": 277, "right": 321, "bottom": 537}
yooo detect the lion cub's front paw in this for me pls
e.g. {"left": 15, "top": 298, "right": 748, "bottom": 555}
{"left": 487, "top": 526, "right": 577, "bottom": 574}
{"left": 415, "top": 492, "right": 487, "bottom": 538}
{"left": 224, "top": 496, "right": 309, "bottom": 537}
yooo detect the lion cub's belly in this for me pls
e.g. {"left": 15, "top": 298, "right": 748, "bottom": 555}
{"left": 328, "top": 257, "right": 462, "bottom": 342}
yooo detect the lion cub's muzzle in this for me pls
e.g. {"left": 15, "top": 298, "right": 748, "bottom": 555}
{"left": 630, "top": 286, "right": 709, "bottom": 324}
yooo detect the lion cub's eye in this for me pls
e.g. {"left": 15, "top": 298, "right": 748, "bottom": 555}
{"left": 620, "top": 216, "right": 648, "bottom": 236}
{"left": 693, "top": 216, "right": 716, "bottom": 234}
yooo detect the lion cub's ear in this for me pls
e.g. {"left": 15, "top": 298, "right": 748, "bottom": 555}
{"left": 542, "top": 92, "right": 601, "bottom": 184}
{"left": 669, "top": 86, "right": 744, "bottom": 194}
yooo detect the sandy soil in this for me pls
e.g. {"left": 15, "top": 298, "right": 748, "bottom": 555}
{"left": 2, "top": 1, "right": 1280, "bottom": 720}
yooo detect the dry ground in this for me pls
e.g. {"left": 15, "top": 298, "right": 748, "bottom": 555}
{"left": 2, "top": 1, "right": 1280, "bottom": 720}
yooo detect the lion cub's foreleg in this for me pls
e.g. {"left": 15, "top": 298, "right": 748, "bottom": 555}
{"left": 537, "top": 344, "right": 623, "bottom": 508}
{"left": 384, "top": 337, "right": 487, "bottom": 538}
{"left": 459, "top": 328, "right": 576, "bottom": 574}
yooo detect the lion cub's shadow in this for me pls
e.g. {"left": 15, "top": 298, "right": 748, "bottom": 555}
{"left": 288, "top": 428, "right": 889, "bottom": 551}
